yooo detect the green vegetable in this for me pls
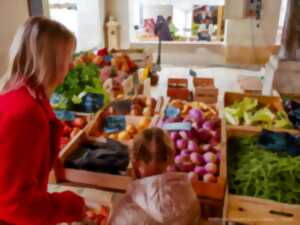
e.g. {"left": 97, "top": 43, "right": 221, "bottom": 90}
{"left": 224, "top": 97, "right": 293, "bottom": 129}
{"left": 53, "top": 63, "right": 110, "bottom": 111}
{"left": 228, "top": 136, "right": 300, "bottom": 204}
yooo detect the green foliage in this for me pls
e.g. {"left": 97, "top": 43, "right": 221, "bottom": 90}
{"left": 228, "top": 136, "right": 300, "bottom": 204}
{"left": 53, "top": 63, "right": 109, "bottom": 110}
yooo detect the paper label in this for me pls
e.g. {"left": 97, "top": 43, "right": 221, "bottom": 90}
{"left": 103, "top": 115, "right": 126, "bottom": 133}
{"left": 163, "top": 122, "right": 192, "bottom": 131}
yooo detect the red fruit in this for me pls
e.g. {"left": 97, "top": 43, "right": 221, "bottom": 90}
{"left": 72, "top": 117, "right": 86, "bottom": 129}
{"left": 69, "top": 62, "right": 74, "bottom": 70}
{"left": 99, "top": 206, "right": 109, "bottom": 218}
{"left": 97, "top": 48, "right": 108, "bottom": 57}
{"left": 63, "top": 125, "right": 72, "bottom": 136}
{"left": 86, "top": 210, "right": 97, "bottom": 220}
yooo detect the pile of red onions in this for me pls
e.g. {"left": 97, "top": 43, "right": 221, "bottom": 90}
{"left": 165, "top": 108, "right": 221, "bottom": 183}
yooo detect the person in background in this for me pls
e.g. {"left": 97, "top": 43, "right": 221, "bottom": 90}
{"left": 0, "top": 17, "right": 85, "bottom": 224}
{"left": 167, "top": 16, "right": 178, "bottom": 40}
{"left": 109, "top": 128, "right": 200, "bottom": 225}
{"left": 155, "top": 15, "right": 172, "bottom": 41}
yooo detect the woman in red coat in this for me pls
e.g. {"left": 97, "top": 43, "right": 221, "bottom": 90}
{"left": 0, "top": 17, "right": 85, "bottom": 224}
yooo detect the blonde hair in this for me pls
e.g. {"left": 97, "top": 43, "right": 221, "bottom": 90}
{"left": 0, "top": 17, "right": 76, "bottom": 92}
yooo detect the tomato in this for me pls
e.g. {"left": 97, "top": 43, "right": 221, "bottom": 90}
{"left": 99, "top": 206, "right": 109, "bottom": 218}
{"left": 63, "top": 125, "right": 72, "bottom": 136}
{"left": 72, "top": 117, "right": 86, "bottom": 129}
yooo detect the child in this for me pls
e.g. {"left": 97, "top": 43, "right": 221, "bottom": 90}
{"left": 0, "top": 17, "right": 85, "bottom": 224}
{"left": 109, "top": 128, "right": 200, "bottom": 225}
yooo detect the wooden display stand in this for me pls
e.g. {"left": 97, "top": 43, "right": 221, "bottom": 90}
{"left": 167, "top": 78, "right": 190, "bottom": 101}
{"left": 223, "top": 129, "right": 300, "bottom": 225}
{"left": 193, "top": 78, "right": 218, "bottom": 104}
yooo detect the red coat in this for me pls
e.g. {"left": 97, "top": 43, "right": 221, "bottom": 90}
{"left": 0, "top": 85, "right": 84, "bottom": 225}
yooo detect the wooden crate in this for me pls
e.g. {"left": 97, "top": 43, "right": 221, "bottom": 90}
{"left": 224, "top": 92, "right": 296, "bottom": 132}
{"left": 224, "top": 92, "right": 284, "bottom": 110}
{"left": 280, "top": 93, "right": 300, "bottom": 102}
{"left": 56, "top": 131, "right": 133, "bottom": 192}
{"left": 223, "top": 129, "right": 300, "bottom": 225}
{"left": 194, "top": 86, "right": 219, "bottom": 104}
{"left": 167, "top": 78, "right": 190, "bottom": 101}
{"left": 193, "top": 78, "right": 218, "bottom": 104}
{"left": 159, "top": 100, "right": 227, "bottom": 200}
{"left": 193, "top": 77, "right": 214, "bottom": 87}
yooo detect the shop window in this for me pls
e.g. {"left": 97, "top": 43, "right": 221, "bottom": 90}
{"left": 130, "top": 0, "right": 225, "bottom": 43}
{"left": 48, "top": 0, "right": 104, "bottom": 52}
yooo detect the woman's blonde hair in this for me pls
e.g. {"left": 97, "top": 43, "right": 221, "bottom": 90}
{"left": 0, "top": 17, "right": 76, "bottom": 92}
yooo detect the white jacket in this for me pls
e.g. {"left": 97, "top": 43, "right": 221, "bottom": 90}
{"left": 109, "top": 172, "right": 200, "bottom": 225}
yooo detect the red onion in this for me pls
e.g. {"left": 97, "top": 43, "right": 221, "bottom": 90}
{"left": 203, "top": 152, "right": 217, "bottom": 163}
{"left": 194, "top": 166, "right": 206, "bottom": 177}
{"left": 201, "top": 144, "right": 212, "bottom": 152}
{"left": 190, "top": 152, "right": 203, "bottom": 165}
{"left": 180, "top": 149, "right": 191, "bottom": 159}
{"left": 180, "top": 161, "right": 195, "bottom": 172}
{"left": 187, "top": 140, "right": 199, "bottom": 152}
{"left": 204, "top": 163, "right": 218, "bottom": 174}
{"left": 179, "top": 131, "right": 189, "bottom": 140}
{"left": 170, "top": 131, "right": 179, "bottom": 141}
{"left": 175, "top": 155, "right": 185, "bottom": 165}
{"left": 196, "top": 128, "right": 212, "bottom": 143}
{"left": 176, "top": 139, "right": 188, "bottom": 149}
{"left": 189, "top": 109, "right": 204, "bottom": 123}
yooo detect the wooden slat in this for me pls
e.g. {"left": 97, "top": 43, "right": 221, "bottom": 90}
{"left": 227, "top": 194, "right": 300, "bottom": 225}
{"left": 64, "top": 169, "right": 132, "bottom": 192}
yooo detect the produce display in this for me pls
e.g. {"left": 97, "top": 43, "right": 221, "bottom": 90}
{"left": 52, "top": 63, "right": 109, "bottom": 113}
{"left": 99, "top": 50, "right": 137, "bottom": 99}
{"left": 60, "top": 116, "right": 88, "bottom": 149}
{"left": 107, "top": 96, "right": 158, "bottom": 117}
{"left": 284, "top": 99, "right": 300, "bottom": 129}
{"left": 228, "top": 131, "right": 300, "bottom": 204}
{"left": 158, "top": 100, "right": 221, "bottom": 183}
{"left": 84, "top": 206, "right": 110, "bottom": 225}
{"left": 68, "top": 205, "right": 110, "bottom": 225}
{"left": 130, "top": 96, "right": 157, "bottom": 116}
{"left": 91, "top": 116, "right": 152, "bottom": 143}
{"left": 224, "top": 97, "right": 292, "bottom": 129}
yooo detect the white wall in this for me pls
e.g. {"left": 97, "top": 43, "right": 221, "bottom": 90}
{"left": 225, "top": 0, "right": 282, "bottom": 47}
{"left": 77, "top": 0, "right": 105, "bottom": 51}
{"left": 0, "top": 1, "right": 29, "bottom": 75}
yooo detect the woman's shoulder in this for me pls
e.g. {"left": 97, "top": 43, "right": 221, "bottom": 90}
{"left": 0, "top": 86, "right": 43, "bottom": 119}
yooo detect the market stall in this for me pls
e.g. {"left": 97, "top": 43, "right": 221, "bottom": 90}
{"left": 47, "top": 48, "right": 300, "bottom": 225}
